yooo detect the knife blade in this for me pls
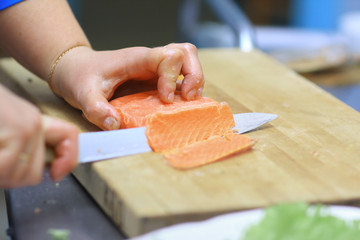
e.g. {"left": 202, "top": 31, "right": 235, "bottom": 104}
{"left": 46, "top": 113, "right": 277, "bottom": 164}
{"left": 232, "top": 112, "right": 278, "bottom": 133}
{"left": 78, "top": 126, "right": 151, "bottom": 163}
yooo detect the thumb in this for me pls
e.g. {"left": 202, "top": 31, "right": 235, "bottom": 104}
{"left": 81, "top": 93, "right": 121, "bottom": 130}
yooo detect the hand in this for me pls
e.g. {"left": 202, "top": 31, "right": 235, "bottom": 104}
{"left": 49, "top": 43, "right": 205, "bottom": 130}
{"left": 0, "top": 85, "right": 78, "bottom": 188}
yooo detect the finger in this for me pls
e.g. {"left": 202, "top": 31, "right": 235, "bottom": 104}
{"left": 0, "top": 140, "right": 43, "bottom": 188}
{"left": 0, "top": 141, "right": 24, "bottom": 188}
{"left": 0, "top": 124, "right": 43, "bottom": 188}
{"left": 80, "top": 92, "right": 121, "bottom": 130}
{"left": 42, "top": 116, "right": 79, "bottom": 182}
{"left": 154, "top": 47, "right": 184, "bottom": 103}
{"left": 21, "top": 132, "right": 45, "bottom": 186}
{"left": 172, "top": 43, "right": 204, "bottom": 100}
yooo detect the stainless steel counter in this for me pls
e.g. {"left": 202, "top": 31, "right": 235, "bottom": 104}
{"left": 4, "top": 170, "right": 126, "bottom": 240}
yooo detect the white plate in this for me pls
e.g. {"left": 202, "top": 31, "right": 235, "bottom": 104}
{"left": 131, "top": 205, "right": 360, "bottom": 240}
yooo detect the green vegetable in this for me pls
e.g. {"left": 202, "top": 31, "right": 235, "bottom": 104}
{"left": 48, "top": 229, "right": 70, "bottom": 240}
{"left": 242, "top": 202, "right": 360, "bottom": 240}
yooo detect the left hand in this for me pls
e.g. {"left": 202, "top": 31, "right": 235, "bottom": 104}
{"left": 49, "top": 43, "right": 204, "bottom": 130}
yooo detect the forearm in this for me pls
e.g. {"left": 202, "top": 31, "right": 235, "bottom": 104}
{"left": 0, "top": 0, "right": 90, "bottom": 80}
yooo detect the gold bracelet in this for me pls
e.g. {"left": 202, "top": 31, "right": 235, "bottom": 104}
{"left": 47, "top": 44, "right": 89, "bottom": 84}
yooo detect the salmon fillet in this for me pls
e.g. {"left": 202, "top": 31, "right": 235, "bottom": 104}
{"left": 109, "top": 90, "right": 254, "bottom": 169}
{"left": 110, "top": 90, "right": 215, "bottom": 128}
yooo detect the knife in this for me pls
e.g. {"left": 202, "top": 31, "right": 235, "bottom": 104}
{"left": 46, "top": 113, "right": 277, "bottom": 164}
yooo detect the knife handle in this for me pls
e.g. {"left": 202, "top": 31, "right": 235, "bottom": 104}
{"left": 45, "top": 146, "right": 55, "bottom": 164}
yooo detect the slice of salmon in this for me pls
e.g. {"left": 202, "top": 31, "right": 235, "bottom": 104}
{"left": 163, "top": 133, "right": 254, "bottom": 169}
{"left": 145, "top": 101, "right": 235, "bottom": 152}
{"left": 110, "top": 90, "right": 215, "bottom": 128}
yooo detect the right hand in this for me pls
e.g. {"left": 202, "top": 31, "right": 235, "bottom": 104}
{"left": 0, "top": 84, "right": 79, "bottom": 188}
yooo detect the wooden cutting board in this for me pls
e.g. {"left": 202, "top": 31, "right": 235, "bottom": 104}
{"left": 1, "top": 49, "right": 360, "bottom": 237}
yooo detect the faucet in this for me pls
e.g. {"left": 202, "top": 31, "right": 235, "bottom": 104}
{"left": 178, "top": 0, "right": 256, "bottom": 51}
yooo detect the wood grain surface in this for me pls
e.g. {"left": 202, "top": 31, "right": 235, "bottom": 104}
{"left": 1, "top": 49, "right": 360, "bottom": 237}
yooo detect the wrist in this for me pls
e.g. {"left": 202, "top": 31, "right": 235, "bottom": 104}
{"left": 47, "top": 45, "right": 92, "bottom": 97}
{"left": 47, "top": 44, "right": 90, "bottom": 85}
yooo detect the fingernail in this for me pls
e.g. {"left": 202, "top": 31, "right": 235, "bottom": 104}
{"left": 186, "top": 89, "right": 197, "bottom": 100}
{"left": 167, "top": 92, "right": 174, "bottom": 102}
{"left": 104, "top": 117, "right": 120, "bottom": 130}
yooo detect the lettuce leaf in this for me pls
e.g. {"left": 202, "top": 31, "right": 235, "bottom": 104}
{"left": 242, "top": 203, "right": 360, "bottom": 240}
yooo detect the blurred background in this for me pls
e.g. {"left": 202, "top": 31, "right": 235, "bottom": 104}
{"left": 69, "top": 0, "right": 360, "bottom": 111}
